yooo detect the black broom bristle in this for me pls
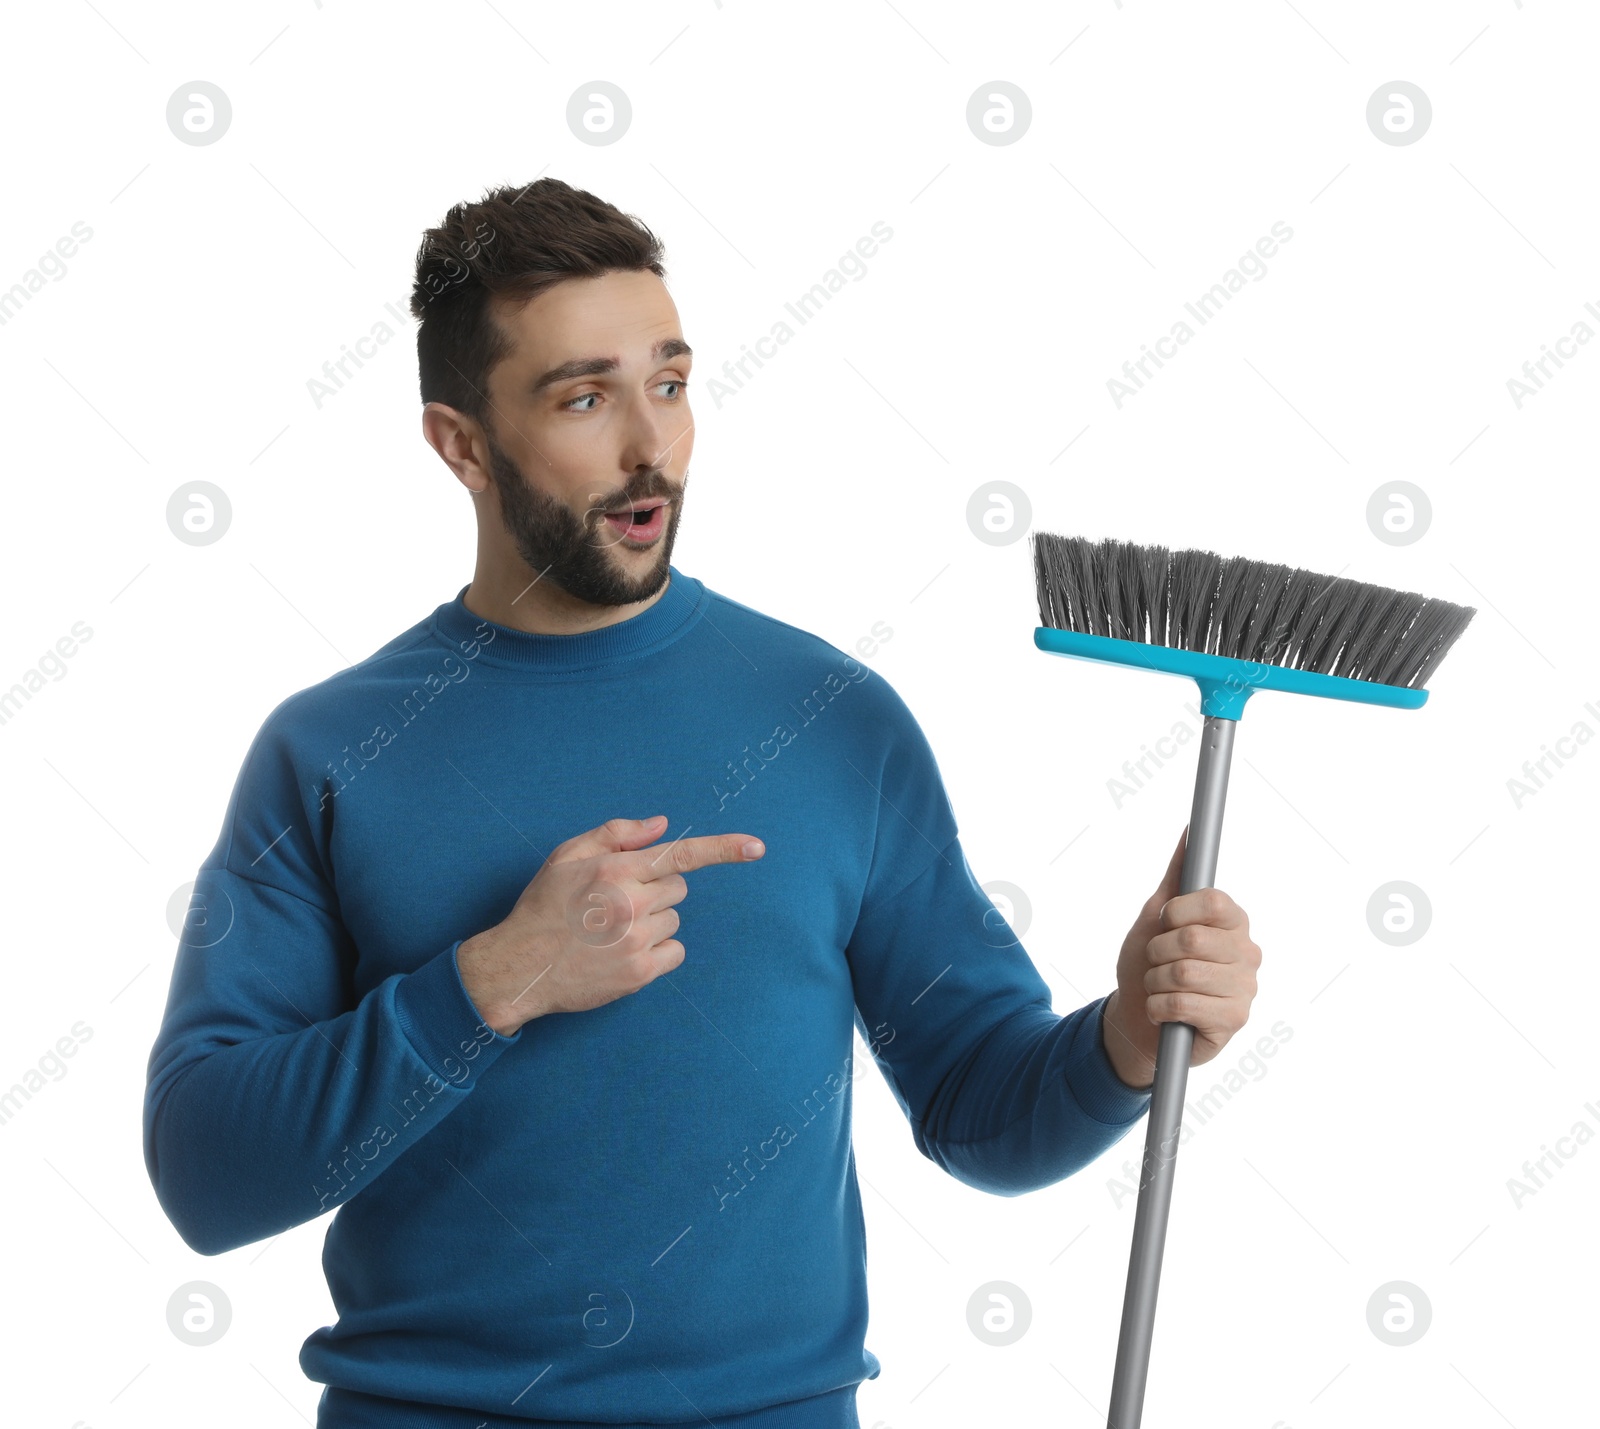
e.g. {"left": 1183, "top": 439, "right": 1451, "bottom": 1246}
{"left": 1032, "top": 532, "right": 1476, "bottom": 689}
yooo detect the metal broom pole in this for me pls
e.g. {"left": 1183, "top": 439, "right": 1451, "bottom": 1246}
{"left": 1106, "top": 716, "right": 1235, "bottom": 1428}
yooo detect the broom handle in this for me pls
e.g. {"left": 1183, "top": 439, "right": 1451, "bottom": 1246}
{"left": 1105, "top": 714, "right": 1237, "bottom": 1429}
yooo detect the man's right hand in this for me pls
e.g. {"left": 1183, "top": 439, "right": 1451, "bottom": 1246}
{"left": 456, "top": 815, "right": 765, "bottom": 1037}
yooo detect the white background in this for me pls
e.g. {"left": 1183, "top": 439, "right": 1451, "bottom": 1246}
{"left": 1, "top": 2, "right": 1594, "bottom": 1426}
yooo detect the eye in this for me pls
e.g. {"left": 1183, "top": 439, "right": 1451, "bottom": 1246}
{"left": 562, "top": 392, "right": 600, "bottom": 412}
{"left": 656, "top": 379, "right": 687, "bottom": 400}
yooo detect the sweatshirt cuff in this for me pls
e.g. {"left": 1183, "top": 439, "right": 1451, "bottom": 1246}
{"left": 1063, "top": 994, "right": 1154, "bottom": 1126}
{"left": 392, "top": 939, "right": 520, "bottom": 1084}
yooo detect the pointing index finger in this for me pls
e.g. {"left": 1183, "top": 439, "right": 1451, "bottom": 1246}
{"left": 634, "top": 831, "right": 764, "bottom": 880}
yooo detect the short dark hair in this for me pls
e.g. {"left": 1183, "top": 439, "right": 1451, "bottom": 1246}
{"left": 409, "top": 177, "right": 666, "bottom": 429}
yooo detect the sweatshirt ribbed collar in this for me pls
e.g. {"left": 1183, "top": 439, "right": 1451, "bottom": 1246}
{"left": 431, "top": 565, "right": 707, "bottom": 673}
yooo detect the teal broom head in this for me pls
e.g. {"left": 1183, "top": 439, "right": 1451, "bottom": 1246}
{"left": 1031, "top": 533, "right": 1477, "bottom": 719}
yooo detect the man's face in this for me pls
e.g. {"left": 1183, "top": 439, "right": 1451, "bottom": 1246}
{"left": 478, "top": 269, "right": 694, "bottom": 607}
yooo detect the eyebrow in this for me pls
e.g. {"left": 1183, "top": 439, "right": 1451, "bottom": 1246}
{"left": 530, "top": 336, "right": 692, "bottom": 393}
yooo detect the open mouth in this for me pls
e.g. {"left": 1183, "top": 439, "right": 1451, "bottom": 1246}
{"left": 602, "top": 499, "right": 668, "bottom": 545}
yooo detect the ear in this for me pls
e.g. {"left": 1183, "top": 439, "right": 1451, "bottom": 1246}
{"left": 423, "top": 402, "right": 492, "bottom": 492}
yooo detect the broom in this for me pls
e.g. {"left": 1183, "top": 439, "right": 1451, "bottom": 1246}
{"left": 1029, "top": 533, "right": 1475, "bottom": 1429}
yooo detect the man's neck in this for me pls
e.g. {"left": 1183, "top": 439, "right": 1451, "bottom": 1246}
{"left": 462, "top": 566, "right": 671, "bottom": 637}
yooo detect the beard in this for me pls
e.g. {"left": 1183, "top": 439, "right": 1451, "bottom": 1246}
{"left": 484, "top": 431, "right": 684, "bottom": 608}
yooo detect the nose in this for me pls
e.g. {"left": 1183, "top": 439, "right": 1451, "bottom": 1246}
{"left": 618, "top": 388, "right": 690, "bottom": 477}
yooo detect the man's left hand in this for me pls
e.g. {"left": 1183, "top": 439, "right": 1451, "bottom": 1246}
{"left": 1101, "top": 827, "right": 1261, "bottom": 1090}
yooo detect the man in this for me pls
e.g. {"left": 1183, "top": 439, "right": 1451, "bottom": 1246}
{"left": 143, "top": 178, "right": 1261, "bottom": 1429}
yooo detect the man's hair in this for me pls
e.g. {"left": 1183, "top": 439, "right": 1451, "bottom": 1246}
{"left": 409, "top": 177, "right": 666, "bottom": 429}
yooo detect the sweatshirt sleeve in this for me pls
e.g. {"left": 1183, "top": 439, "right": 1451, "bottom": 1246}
{"left": 844, "top": 679, "right": 1151, "bottom": 1196}
{"left": 142, "top": 698, "right": 520, "bottom": 1256}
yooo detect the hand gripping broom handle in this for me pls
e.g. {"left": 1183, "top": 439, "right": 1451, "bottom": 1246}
{"left": 1106, "top": 715, "right": 1237, "bottom": 1428}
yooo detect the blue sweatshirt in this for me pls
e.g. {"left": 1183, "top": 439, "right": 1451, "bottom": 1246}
{"left": 143, "top": 567, "right": 1152, "bottom": 1428}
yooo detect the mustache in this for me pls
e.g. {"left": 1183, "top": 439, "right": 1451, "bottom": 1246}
{"left": 590, "top": 471, "right": 683, "bottom": 517}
